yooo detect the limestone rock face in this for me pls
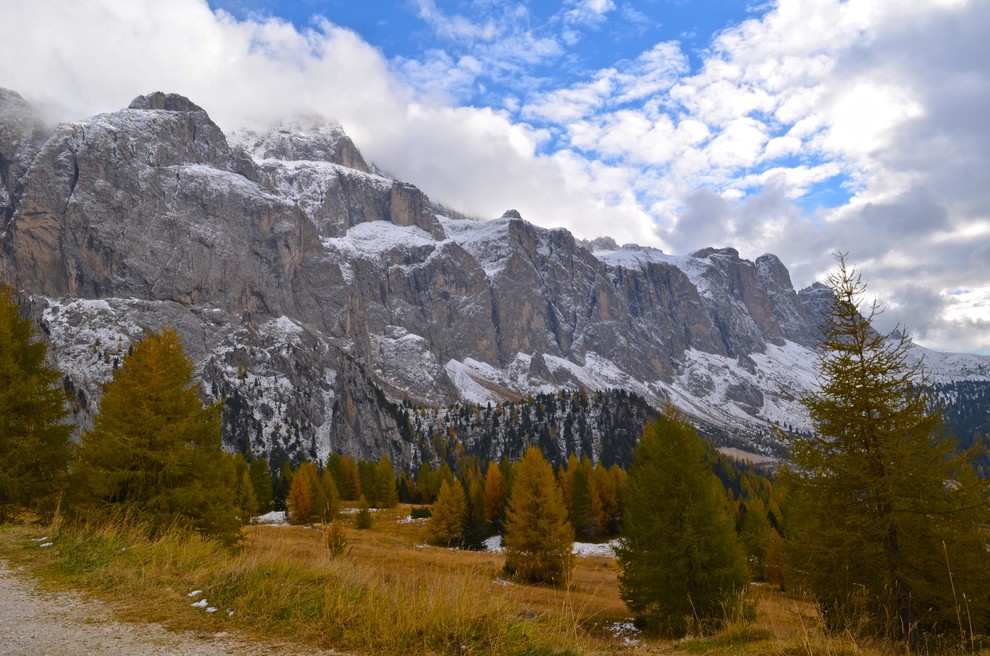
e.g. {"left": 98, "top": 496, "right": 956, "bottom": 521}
{"left": 0, "top": 89, "right": 50, "bottom": 226}
{"left": 4, "top": 88, "right": 987, "bottom": 466}
{"left": 2, "top": 92, "right": 321, "bottom": 319}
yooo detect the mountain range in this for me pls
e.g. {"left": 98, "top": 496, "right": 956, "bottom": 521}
{"left": 2, "top": 89, "right": 988, "bottom": 469}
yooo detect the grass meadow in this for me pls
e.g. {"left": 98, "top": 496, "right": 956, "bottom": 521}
{"left": 0, "top": 503, "right": 965, "bottom": 655}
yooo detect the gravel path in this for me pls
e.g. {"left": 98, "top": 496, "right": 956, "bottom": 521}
{"left": 0, "top": 562, "right": 336, "bottom": 655}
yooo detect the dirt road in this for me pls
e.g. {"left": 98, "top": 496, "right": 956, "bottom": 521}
{"left": 0, "top": 562, "right": 334, "bottom": 655}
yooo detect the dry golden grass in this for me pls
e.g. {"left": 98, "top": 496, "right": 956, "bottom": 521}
{"left": 3, "top": 504, "right": 986, "bottom": 655}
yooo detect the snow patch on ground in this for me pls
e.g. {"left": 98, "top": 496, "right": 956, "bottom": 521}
{"left": 483, "top": 535, "right": 504, "bottom": 553}
{"left": 482, "top": 535, "right": 617, "bottom": 557}
{"left": 254, "top": 511, "right": 288, "bottom": 525}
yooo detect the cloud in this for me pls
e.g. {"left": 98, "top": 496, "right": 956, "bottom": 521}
{"left": 560, "top": 0, "right": 617, "bottom": 27}
{"left": 412, "top": 0, "right": 499, "bottom": 42}
{"left": 3, "top": 0, "right": 989, "bottom": 354}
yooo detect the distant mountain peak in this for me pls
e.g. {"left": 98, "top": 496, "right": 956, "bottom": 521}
{"left": 1, "top": 88, "right": 987, "bottom": 468}
{"left": 128, "top": 91, "right": 206, "bottom": 113}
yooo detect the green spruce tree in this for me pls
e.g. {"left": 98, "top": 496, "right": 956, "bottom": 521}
{"left": 616, "top": 409, "right": 747, "bottom": 637}
{"left": 784, "top": 256, "right": 990, "bottom": 644}
{"left": 0, "top": 288, "right": 72, "bottom": 521}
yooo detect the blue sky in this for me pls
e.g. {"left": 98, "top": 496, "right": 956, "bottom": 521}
{"left": 4, "top": 0, "right": 990, "bottom": 354}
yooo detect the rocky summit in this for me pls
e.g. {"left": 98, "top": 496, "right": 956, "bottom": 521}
{"left": 2, "top": 89, "right": 988, "bottom": 468}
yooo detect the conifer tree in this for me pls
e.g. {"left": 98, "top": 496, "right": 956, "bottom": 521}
{"left": 560, "top": 454, "right": 593, "bottom": 539}
{"left": 286, "top": 471, "right": 314, "bottom": 524}
{"left": 415, "top": 461, "right": 437, "bottom": 502}
{"left": 737, "top": 496, "right": 773, "bottom": 579}
{"left": 354, "top": 494, "right": 373, "bottom": 529}
{"left": 616, "top": 410, "right": 747, "bottom": 637}
{"left": 273, "top": 461, "right": 293, "bottom": 510}
{"left": 233, "top": 454, "right": 260, "bottom": 519}
{"left": 74, "top": 327, "right": 240, "bottom": 545}
{"left": 248, "top": 455, "right": 274, "bottom": 514}
{"left": 374, "top": 455, "right": 399, "bottom": 508}
{"left": 397, "top": 470, "right": 414, "bottom": 503}
{"left": 461, "top": 475, "right": 488, "bottom": 549}
{"left": 358, "top": 460, "right": 378, "bottom": 505}
{"left": 319, "top": 466, "right": 341, "bottom": 521}
{"left": 502, "top": 446, "right": 574, "bottom": 585}
{"left": 482, "top": 461, "right": 506, "bottom": 533}
{"left": 590, "top": 462, "right": 621, "bottom": 538}
{"left": 784, "top": 256, "right": 990, "bottom": 643}
{"left": 427, "top": 478, "right": 466, "bottom": 547}
{"left": 324, "top": 518, "right": 347, "bottom": 558}
{"left": 0, "top": 288, "right": 72, "bottom": 521}
{"left": 327, "top": 453, "right": 361, "bottom": 500}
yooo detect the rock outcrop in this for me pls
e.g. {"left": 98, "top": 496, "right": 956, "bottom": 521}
{"left": 3, "top": 89, "right": 988, "bottom": 467}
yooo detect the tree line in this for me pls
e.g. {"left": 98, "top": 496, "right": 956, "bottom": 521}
{"left": 3, "top": 253, "right": 990, "bottom": 650}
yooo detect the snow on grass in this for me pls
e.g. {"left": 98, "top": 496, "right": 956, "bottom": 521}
{"left": 398, "top": 516, "right": 428, "bottom": 525}
{"left": 254, "top": 511, "right": 288, "bottom": 525}
{"left": 482, "top": 535, "right": 617, "bottom": 558}
{"left": 483, "top": 536, "right": 504, "bottom": 553}
{"left": 572, "top": 540, "right": 618, "bottom": 558}
{"left": 605, "top": 620, "right": 641, "bottom": 641}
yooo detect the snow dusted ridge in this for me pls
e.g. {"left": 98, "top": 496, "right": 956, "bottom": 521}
{"left": 6, "top": 90, "right": 989, "bottom": 467}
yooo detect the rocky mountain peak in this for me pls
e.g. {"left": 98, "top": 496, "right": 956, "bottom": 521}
{"left": 691, "top": 246, "right": 741, "bottom": 261}
{"left": 232, "top": 117, "right": 370, "bottom": 173}
{"left": 128, "top": 91, "right": 207, "bottom": 113}
{"left": 0, "top": 88, "right": 30, "bottom": 110}
{"left": 3, "top": 88, "right": 988, "bottom": 469}
{"left": 0, "top": 88, "right": 50, "bottom": 226}
{"left": 583, "top": 236, "right": 620, "bottom": 252}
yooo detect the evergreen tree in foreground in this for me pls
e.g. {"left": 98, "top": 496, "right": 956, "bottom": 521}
{"left": 616, "top": 409, "right": 747, "bottom": 637}
{"left": 502, "top": 446, "right": 574, "bottom": 585}
{"left": 0, "top": 288, "right": 72, "bottom": 521}
{"left": 74, "top": 327, "right": 241, "bottom": 545}
{"left": 784, "top": 256, "right": 990, "bottom": 645}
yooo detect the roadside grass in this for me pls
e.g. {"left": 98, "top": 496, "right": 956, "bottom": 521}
{"left": 1, "top": 505, "right": 975, "bottom": 655}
